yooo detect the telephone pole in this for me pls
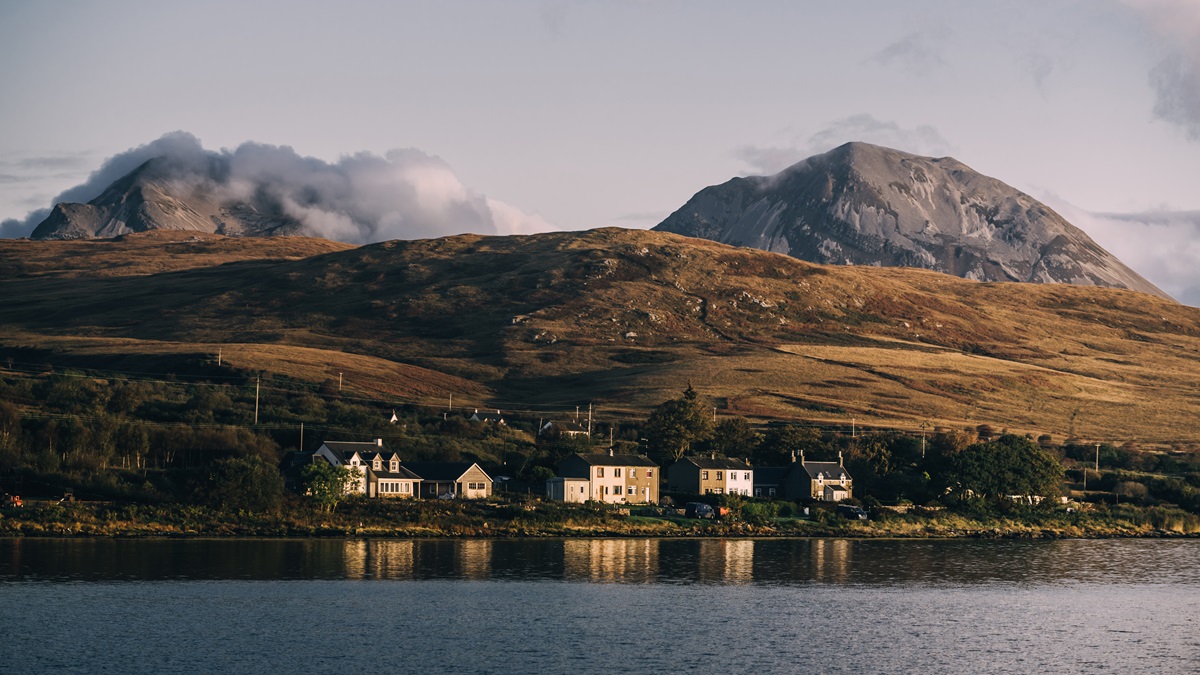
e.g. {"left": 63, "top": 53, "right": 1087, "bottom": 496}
{"left": 299, "top": 422, "right": 304, "bottom": 452}
{"left": 338, "top": 372, "right": 343, "bottom": 392}
{"left": 1094, "top": 443, "right": 1100, "bottom": 472}
{"left": 254, "top": 376, "right": 260, "bottom": 425}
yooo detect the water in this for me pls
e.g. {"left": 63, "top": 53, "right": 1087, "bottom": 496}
{"left": 1, "top": 538, "right": 1197, "bottom": 673}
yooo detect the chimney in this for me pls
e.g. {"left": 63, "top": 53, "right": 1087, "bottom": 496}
{"left": 790, "top": 450, "right": 796, "bottom": 464}
{"left": 800, "top": 450, "right": 805, "bottom": 465}
{"left": 838, "top": 450, "right": 843, "bottom": 467}
{"left": 376, "top": 438, "right": 383, "bottom": 447}
{"left": 609, "top": 448, "right": 614, "bottom": 456}
{"left": 711, "top": 452, "right": 715, "bottom": 460}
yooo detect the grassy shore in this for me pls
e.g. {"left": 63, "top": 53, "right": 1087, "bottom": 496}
{"left": 2, "top": 497, "right": 1197, "bottom": 539}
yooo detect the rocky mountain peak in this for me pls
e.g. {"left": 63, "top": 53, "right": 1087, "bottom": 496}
{"left": 654, "top": 142, "right": 1169, "bottom": 299}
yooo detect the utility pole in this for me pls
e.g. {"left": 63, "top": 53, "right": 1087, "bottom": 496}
{"left": 575, "top": 405, "right": 580, "bottom": 423}
{"left": 217, "top": 348, "right": 222, "bottom": 366}
{"left": 254, "top": 376, "right": 260, "bottom": 425}
{"left": 300, "top": 422, "right": 304, "bottom": 452}
{"left": 448, "top": 393, "right": 453, "bottom": 412}
{"left": 852, "top": 417, "right": 856, "bottom": 438}
{"left": 587, "top": 403, "right": 593, "bottom": 436}
{"left": 1094, "top": 443, "right": 1100, "bottom": 472}
{"left": 338, "top": 372, "right": 343, "bottom": 392}
{"left": 713, "top": 407, "right": 717, "bottom": 423}
{"left": 920, "top": 421, "right": 929, "bottom": 459}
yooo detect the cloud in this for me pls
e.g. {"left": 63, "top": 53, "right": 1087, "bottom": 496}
{"left": 1121, "top": 0, "right": 1200, "bottom": 139}
{"left": 734, "top": 114, "right": 958, "bottom": 175}
{"left": 867, "top": 29, "right": 950, "bottom": 74}
{"left": 0, "top": 131, "right": 556, "bottom": 242}
{"left": 1045, "top": 197, "right": 1200, "bottom": 305}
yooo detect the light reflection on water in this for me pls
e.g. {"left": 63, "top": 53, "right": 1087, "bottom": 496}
{"left": 2, "top": 537, "right": 1199, "bottom": 586}
{"left": 1, "top": 539, "right": 1198, "bottom": 674}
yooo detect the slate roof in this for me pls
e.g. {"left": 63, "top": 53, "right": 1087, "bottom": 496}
{"left": 570, "top": 453, "right": 659, "bottom": 468}
{"left": 685, "top": 457, "right": 752, "bottom": 471}
{"left": 802, "top": 461, "right": 850, "bottom": 481}
{"left": 753, "top": 467, "right": 790, "bottom": 486}
{"left": 402, "top": 462, "right": 491, "bottom": 482}
{"left": 374, "top": 466, "right": 423, "bottom": 481}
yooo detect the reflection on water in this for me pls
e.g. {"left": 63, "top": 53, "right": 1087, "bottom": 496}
{"left": 3, "top": 537, "right": 1199, "bottom": 586}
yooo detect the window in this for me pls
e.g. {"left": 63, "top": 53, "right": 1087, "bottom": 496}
{"left": 402, "top": 483, "right": 411, "bottom": 493}
{"left": 715, "top": 488, "right": 723, "bottom": 494}
{"left": 630, "top": 469, "right": 637, "bottom": 478}
{"left": 391, "top": 461, "right": 398, "bottom": 472}
{"left": 769, "top": 488, "right": 776, "bottom": 497}
{"left": 647, "top": 469, "right": 653, "bottom": 478}
{"left": 754, "top": 488, "right": 762, "bottom": 497}
{"left": 744, "top": 472, "right": 751, "bottom": 481}
{"left": 627, "top": 486, "right": 635, "bottom": 495}
{"left": 374, "top": 460, "right": 381, "bottom": 470}
{"left": 467, "top": 482, "right": 486, "bottom": 490}
{"left": 597, "top": 467, "right": 604, "bottom": 478}
{"left": 702, "top": 471, "right": 709, "bottom": 480}
{"left": 716, "top": 471, "right": 723, "bottom": 481}
{"left": 614, "top": 468, "right": 622, "bottom": 478}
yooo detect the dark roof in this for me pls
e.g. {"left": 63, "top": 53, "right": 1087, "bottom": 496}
{"left": 541, "top": 420, "right": 589, "bottom": 435}
{"left": 571, "top": 453, "right": 659, "bottom": 468}
{"left": 402, "top": 462, "right": 492, "bottom": 482}
{"left": 469, "top": 410, "right": 506, "bottom": 423}
{"left": 753, "top": 467, "right": 790, "bottom": 485}
{"left": 824, "top": 483, "right": 850, "bottom": 492}
{"left": 802, "top": 461, "right": 850, "bottom": 480}
{"left": 684, "top": 457, "right": 752, "bottom": 471}
{"left": 359, "top": 451, "right": 401, "bottom": 462}
{"left": 374, "top": 466, "right": 422, "bottom": 481}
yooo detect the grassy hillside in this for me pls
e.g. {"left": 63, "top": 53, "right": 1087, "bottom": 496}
{"left": 3, "top": 227, "right": 1200, "bottom": 443}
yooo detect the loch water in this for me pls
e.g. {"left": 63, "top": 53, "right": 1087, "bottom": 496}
{"left": 1, "top": 537, "right": 1197, "bottom": 673}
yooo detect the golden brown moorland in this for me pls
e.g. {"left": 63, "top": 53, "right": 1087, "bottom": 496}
{"left": 3, "top": 227, "right": 1200, "bottom": 444}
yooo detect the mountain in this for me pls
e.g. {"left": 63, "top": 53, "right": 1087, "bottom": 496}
{"left": 30, "top": 158, "right": 303, "bottom": 240}
{"left": 654, "top": 142, "right": 1169, "bottom": 299}
{"left": 3, "top": 228, "right": 1200, "bottom": 443}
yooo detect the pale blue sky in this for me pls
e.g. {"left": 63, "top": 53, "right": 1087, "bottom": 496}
{"left": 2, "top": 0, "right": 1199, "bottom": 295}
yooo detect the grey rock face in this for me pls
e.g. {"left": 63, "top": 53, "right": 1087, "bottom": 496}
{"left": 30, "top": 158, "right": 302, "bottom": 240}
{"left": 654, "top": 142, "right": 1169, "bottom": 299}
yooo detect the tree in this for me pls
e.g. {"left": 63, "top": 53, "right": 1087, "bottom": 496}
{"left": 644, "top": 385, "right": 714, "bottom": 462}
{"left": 703, "top": 417, "right": 760, "bottom": 459}
{"left": 208, "top": 455, "right": 285, "bottom": 513}
{"left": 754, "top": 425, "right": 827, "bottom": 466}
{"left": 945, "top": 434, "right": 1064, "bottom": 500}
{"left": 300, "top": 461, "right": 359, "bottom": 512}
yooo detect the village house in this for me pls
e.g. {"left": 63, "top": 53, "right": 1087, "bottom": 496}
{"left": 403, "top": 462, "right": 494, "bottom": 499}
{"left": 310, "top": 439, "right": 422, "bottom": 498}
{"left": 754, "top": 451, "right": 854, "bottom": 502}
{"left": 666, "top": 456, "right": 754, "bottom": 496}
{"left": 539, "top": 419, "right": 590, "bottom": 438}
{"left": 468, "top": 409, "right": 506, "bottom": 425}
{"left": 551, "top": 451, "right": 659, "bottom": 504}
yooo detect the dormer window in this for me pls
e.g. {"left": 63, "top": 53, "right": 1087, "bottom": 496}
{"left": 374, "top": 460, "right": 381, "bottom": 470}
{"left": 391, "top": 461, "right": 398, "bottom": 472}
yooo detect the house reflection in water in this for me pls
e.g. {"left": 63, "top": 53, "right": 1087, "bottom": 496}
{"left": 342, "top": 540, "right": 417, "bottom": 580}
{"left": 696, "top": 540, "right": 755, "bottom": 584}
{"left": 562, "top": 539, "right": 658, "bottom": 583}
{"left": 457, "top": 540, "right": 492, "bottom": 580}
{"left": 810, "top": 539, "right": 851, "bottom": 583}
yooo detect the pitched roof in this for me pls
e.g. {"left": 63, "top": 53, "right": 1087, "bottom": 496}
{"left": 685, "top": 457, "right": 752, "bottom": 471}
{"left": 571, "top": 453, "right": 659, "bottom": 468}
{"left": 541, "top": 420, "right": 589, "bottom": 435}
{"left": 753, "top": 467, "right": 790, "bottom": 485}
{"left": 802, "top": 461, "right": 850, "bottom": 480}
{"left": 374, "top": 466, "right": 423, "bottom": 480}
{"left": 402, "top": 462, "right": 492, "bottom": 482}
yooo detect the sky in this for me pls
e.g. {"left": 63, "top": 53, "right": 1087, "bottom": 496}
{"left": 2, "top": 0, "right": 1199, "bottom": 300}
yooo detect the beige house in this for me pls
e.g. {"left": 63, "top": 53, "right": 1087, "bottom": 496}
{"left": 667, "top": 456, "right": 754, "bottom": 496}
{"left": 786, "top": 452, "right": 853, "bottom": 502}
{"left": 553, "top": 451, "right": 659, "bottom": 504}
{"left": 313, "top": 440, "right": 422, "bottom": 498}
{"left": 404, "top": 462, "right": 493, "bottom": 499}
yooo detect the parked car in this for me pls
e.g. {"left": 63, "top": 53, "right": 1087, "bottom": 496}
{"left": 3, "top": 493, "right": 22, "bottom": 508}
{"left": 836, "top": 504, "right": 868, "bottom": 520}
{"left": 684, "top": 502, "right": 715, "bottom": 519}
